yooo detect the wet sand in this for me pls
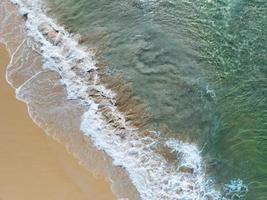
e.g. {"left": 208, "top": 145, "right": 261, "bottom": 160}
{"left": 0, "top": 43, "right": 116, "bottom": 200}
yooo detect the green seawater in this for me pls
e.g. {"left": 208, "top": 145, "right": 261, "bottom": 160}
{"left": 45, "top": 0, "right": 267, "bottom": 199}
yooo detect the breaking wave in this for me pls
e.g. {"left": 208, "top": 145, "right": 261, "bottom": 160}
{"left": 5, "top": 0, "right": 248, "bottom": 199}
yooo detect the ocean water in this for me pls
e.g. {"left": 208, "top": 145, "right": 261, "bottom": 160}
{"left": 3, "top": 0, "right": 267, "bottom": 199}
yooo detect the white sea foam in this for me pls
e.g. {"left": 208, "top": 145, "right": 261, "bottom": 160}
{"left": 9, "top": 0, "right": 232, "bottom": 199}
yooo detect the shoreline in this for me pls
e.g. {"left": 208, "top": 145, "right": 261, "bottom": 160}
{"left": 1, "top": 1, "right": 140, "bottom": 199}
{"left": 7, "top": 0, "right": 224, "bottom": 198}
{"left": 0, "top": 41, "right": 116, "bottom": 200}
{"left": 1, "top": 0, "right": 227, "bottom": 199}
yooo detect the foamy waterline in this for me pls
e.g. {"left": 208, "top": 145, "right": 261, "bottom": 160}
{"left": 8, "top": 0, "right": 227, "bottom": 199}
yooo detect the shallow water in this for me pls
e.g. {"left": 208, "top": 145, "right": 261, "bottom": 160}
{"left": 44, "top": 0, "right": 267, "bottom": 199}
{"left": 0, "top": 1, "right": 139, "bottom": 199}
{"left": 6, "top": 0, "right": 267, "bottom": 199}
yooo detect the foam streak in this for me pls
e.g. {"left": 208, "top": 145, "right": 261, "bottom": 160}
{"left": 9, "top": 0, "right": 223, "bottom": 199}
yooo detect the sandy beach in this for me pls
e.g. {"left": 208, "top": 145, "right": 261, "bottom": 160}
{"left": 0, "top": 42, "right": 116, "bottom": 200}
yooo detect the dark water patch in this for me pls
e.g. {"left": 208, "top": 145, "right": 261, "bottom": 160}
{"left": 192, "top": 0, "right": 267, "bottom": 199}
{"left": 44, "top": 0, "right": 267, "bottom": 199}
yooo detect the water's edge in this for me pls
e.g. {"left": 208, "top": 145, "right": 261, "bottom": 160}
{"left": 0, "top": 1, "right": 139, "bottom": 199}
{"left": 1, "top": 0, "right": 246, "bottom": 199}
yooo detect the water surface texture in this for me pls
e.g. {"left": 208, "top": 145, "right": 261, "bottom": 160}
{"left": 15, "top": 0, "right": 267, "bottom": 199}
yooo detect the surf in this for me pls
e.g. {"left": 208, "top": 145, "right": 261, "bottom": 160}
{"left": 5, "top": 0, "right": 226, "bottom": 199}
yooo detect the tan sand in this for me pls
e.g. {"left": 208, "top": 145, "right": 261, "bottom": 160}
{"left": 0, "top": 43, "right": 116, "bottom": 200}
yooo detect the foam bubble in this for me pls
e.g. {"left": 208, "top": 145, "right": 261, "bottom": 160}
{"left": 224, "top": 179, "right": 248, "bottom": 199}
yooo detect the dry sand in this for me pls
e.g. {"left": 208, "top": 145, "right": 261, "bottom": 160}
{"left": 0, "top": 43, "right": 116, "bottom": 200}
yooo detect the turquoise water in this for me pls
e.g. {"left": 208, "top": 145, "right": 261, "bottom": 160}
{"left": 45, "top": 0, "right": 267, "bottom": 199}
